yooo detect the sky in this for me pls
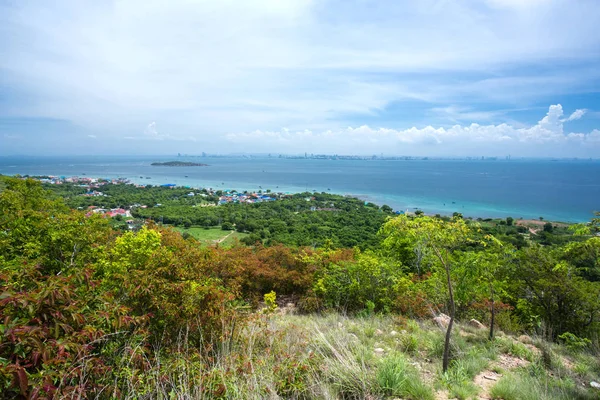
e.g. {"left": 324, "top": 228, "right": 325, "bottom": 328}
{"left": 1, "top": 0, "right": 600, "bottom": 157}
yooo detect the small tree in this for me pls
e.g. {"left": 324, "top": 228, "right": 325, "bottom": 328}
{"left": 460, "top": 238, "right": 512, "bottom": 340}
{"left": 381, "top": 214, "right": 471, "bottom": 372}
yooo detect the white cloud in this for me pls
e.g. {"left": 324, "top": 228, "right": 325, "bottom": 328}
{"left": 563, "top": 109, "right": 587, "bottom": 122}
{"left": 87, "top": 134, "right": 97, "bottom": 139}
{"left": 1, "top": 0, "right": 599, "bottom": 139}
{"left": 142, "top": 121, "right": 171, "bottom": 140}
{"left": 226, "top": 105, "right": 599, "bottom": 155}
{"left": 144, "top": 122, "right": 160, "bottom": 137}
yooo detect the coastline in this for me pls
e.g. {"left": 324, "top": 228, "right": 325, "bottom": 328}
{"left": 1, "top": 156, "right": 597, "bottom": 223}
{"left": 4, "top": 172, "right": 584, "bottom": 224}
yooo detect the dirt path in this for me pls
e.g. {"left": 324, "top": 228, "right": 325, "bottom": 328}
{"left": 473, "top": 353, "right": 531, "bottom": 399}
{"left": 213, "top": 230, "right": 235, "bottom": 244}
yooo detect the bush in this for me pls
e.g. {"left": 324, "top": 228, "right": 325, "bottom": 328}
{"left": 99, "top": 227, "right": 237, "bottom": 345}
{"left": 0, "top": 262, "right": 144, "bottom": 398}
{"left": 313, "top": 253, "right": 401, "bottom": 312}
{"left": 558, "top": 332, "right": 591, "bottom": 352}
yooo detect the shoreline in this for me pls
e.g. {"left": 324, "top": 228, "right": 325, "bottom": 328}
{"left": 6, "top": 172, "right": 584, "bottom": 224}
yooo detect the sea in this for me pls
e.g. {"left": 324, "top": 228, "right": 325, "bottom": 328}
{"left": 1, "top": 155, "right": 599, "bottom": 222}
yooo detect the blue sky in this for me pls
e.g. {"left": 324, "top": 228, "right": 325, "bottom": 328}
{"left": 1, "top": 0, "right": 600, "bottom": 156}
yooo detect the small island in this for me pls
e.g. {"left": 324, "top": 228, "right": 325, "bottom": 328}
{"left": 151, "top": 161, "right": 209, "bottom": 167}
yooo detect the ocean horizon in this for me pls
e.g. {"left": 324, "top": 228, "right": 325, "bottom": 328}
{"left": 1, "top": 155, "right": 599, "bottom": 223}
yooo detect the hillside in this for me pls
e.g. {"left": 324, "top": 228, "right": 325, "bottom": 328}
{"left": 1, "top": 175, "right": 600, "bottom": 398}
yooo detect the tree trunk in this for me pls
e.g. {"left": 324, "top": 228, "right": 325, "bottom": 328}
{"left": 489, "top": 286, "right": 495, "bottom": 341}
{"left": 443, "top": 261, "right": 455, "bottom": 373}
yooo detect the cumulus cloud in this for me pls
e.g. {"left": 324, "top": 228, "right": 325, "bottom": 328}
{"left": 226, "top": 105, "right": 598, "bottom": 154}
{"left": 562, "top": 109, "right": 587, "bottom": 122}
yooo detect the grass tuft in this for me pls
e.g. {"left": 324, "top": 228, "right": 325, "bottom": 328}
{"left": 376, "top": 353, "right": 434, "bottom": 400}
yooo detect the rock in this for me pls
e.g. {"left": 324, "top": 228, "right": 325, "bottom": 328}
{"left": 433, "top": 313, "right": 451, "bottom": 328}
{"left": 390, "top": 330, "right": 398, "bottom": 336}
{"left": 376, "top": 329, "right": 384, "bottom": 335}
{"left": 483, "top": 375, "right": 498, "bottom": 381}
{"left": 468, "top": 319, "right": 486, "bottom": 329}
{"left": 374, "top": 347, "right": 385, "bottom": 354}
{"left": 591, "top": 381, "right": 600, "bottom": 389}
{"left": 518, "top": 334, "right": 533, "bottom": 344}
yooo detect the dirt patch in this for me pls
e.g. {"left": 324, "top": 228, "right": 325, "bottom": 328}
{"left": 525, "top": 343, "right": 541, "bottom": 357}
{"left": 516, "top": 219, "right": 569, "bottom": 228}
{"left": 497, "top": 353, "right": 530, "bottom": 370}
{"left": 434, "top": 389, "right": 450, "bottom": 400}
{"left": 459, "top": 330, "right": 476, "bottom": 338}
{"left": 474, "top": 370, "right": 502, "bottom": 400}
{"left": 560, "top": 356, "right": 575, "bottom": 370}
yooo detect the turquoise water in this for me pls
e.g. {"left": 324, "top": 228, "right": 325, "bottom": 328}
{"left": 1, "top": 155, "right": 599, "bottom": 222}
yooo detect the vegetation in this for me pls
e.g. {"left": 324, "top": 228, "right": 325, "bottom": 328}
{"left": 44, "top": 182, "right": 396, "bottom": 250}
{"left": 173, "top": 226, "right": 248, "bottom": 246}
{"left": 2, "top": 175, "right": 600, "bottom": 398}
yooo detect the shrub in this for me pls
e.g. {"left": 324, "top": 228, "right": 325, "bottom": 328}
{"left": 313, "top": 252, "right": 401, "bottom": 312}
{"left": 99, "top": 227, "right": 237, "bottom": 345}
{"left": 558, "top": 332, "right": 591, "bottom": 352}
{"left": 0, "top": 262, "right": 144, "bottom": 398}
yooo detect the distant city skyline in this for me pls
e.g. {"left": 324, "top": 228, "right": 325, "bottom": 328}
{"left": 1, "top": 0, "right": 599, "bottom": 157}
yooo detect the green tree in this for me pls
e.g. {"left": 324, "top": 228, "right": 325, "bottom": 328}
{"left": 510, "top": 245, "right": 599, "bottom": 340}
{"left": 381, "top": 215, "right": 472, "bottom": 372}
{"left": 459, "top": 238, "right": 512, "bottom": 340}
{"left": 381, "top": 204, "right": 393, "bottom": 213}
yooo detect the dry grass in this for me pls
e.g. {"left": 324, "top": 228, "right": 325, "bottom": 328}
{"left": 111, "top": 313, "right": 600, "bottom": 399}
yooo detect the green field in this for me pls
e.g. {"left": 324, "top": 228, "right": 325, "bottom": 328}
{"left": 173, "top": 226, "right": 248, "bottom": 246}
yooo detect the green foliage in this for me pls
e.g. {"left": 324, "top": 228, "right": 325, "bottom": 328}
{"left": 46, "top": 183, "right": 394, "bottom": 250}
{"left": 99, "top": 226, "right": 237, "bottom": 345}
{"left": 490, "top": 369, "right": 595, "bottom": 400}
{"left": 558, "top": 332, "right": 591, "bottom": 352}
{"left": 510, "top": 244, "right": 600, "bottom": 340}
{"left": 376, "top": 353, "right": 434, "bottom": 399}
{"left": 313, "top": 252, "right": 402, "bottom": 312}
{"left": 263, "top": 290, "right": 278, "bottom": 314}
{"left": 4, "top": 175, "right": 600, "bottom": 398}
{"left": 0, "top": 177, "right": 147, "bottom": 398}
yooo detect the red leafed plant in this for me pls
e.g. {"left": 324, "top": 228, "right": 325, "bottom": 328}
{"left": 0, "top": 261, "right": 146, "bottom": 398}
